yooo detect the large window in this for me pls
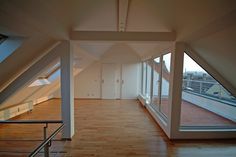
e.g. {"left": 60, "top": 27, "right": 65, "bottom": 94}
{"left": 180, "top": 53, "right": 236, "bottom": 128}
{"left": 141, "top": 60, "right": 152, "bottom": 104}
{"left": 142, "top": 62, "right": 147, "bottom": 96}
{"left": 152, "top": 57, "right": 161, "bottom": 111}
{"left": 160, "top": 53, "right": 171, "bottom": 117}
{"left": 146, "top": 60, "right": 152, "bottom": 104}
{"left": 140, "top": 47, "right": 236, "bottom": 139}
{"left": 148, "top": 53, "right": 172, "bottom": 119}
{"left": 141, "top": 53, "right": 172, "bottom": 119}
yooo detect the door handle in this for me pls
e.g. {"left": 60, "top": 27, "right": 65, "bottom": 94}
{"left": 102, "top": 79, "right": 104, "bottom": 83}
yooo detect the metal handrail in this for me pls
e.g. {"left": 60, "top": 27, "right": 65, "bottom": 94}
{"left": 0, "top": 120, "right": 62, "bottom": 124}
{"left": 0, "top": 120, "right": 64, "bottom": 157}
{"left": 29, "top": 123, "right": 64, "bottom": 157}
{"left": 182, "top": 79, "right": 218, "bottom": 84}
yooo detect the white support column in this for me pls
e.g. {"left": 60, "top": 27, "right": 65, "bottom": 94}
{"left": 60, "top": 41, "right": 74, "bottom": 139}
{"left": 168, "top": 42, "right": 185, "bottom": 139}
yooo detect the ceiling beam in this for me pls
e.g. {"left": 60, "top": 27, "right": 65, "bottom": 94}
{"left": 70, "top": 31, "right": 176, "bottom": 41}
{"left": 118, "top": 0, "right": 130, "bottom": 32}
{"left": 0, "top": 41, "right": 67, "bottom": 104}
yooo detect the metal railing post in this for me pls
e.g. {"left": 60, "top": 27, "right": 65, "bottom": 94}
{"left": 219, "top": 84, "right": 222, "bottom": 100}
{"left": 199, "top": 81, "right": 202, "bottom": 94}
{"left": 44, "top": 123, "right": 49, "bottom": 157}
{"left": 0, "top": 120, "right": 63, "bottom": 157}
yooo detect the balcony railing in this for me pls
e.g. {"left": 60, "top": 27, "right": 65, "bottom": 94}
{"left": 182, "top": 79, "right": 236, "bottom": 105}
{"left": 0, "top": 120, "right": 64, "bottom": 157}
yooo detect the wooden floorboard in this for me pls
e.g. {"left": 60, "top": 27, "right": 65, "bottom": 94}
{"left": 0, "top": 99, "right": 236, "bottom": 157}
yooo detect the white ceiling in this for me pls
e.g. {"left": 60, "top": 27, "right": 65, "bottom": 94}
{"left": 0, "top": 0, "right": 236, "bottom": 89}
{"left": 127, "top": 0, "right": 174, "bottom": 32}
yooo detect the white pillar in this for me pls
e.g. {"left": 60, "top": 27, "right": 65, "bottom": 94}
{"left": 169, "top": 42, "right": 185, "bottom": 139}
{"left": 60, "top": 41, "right": 74, "bottom": 139}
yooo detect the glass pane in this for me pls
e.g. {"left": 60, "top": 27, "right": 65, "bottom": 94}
{"left": 142, "top": 62, "right": 147, "bottom": 96}
{"left": 181, "top": 53, "right": 236, "bottom": 127}
{"left": 161, "top": 53, "right": 171, "bottom": 117}
{"left": 152, "top": 57, "right": 161, "bottom": 110}
{"left": 0, "top": 34, "right": 8, "bottom": 44}
{"left": 146, "top": 60, "right": 152, "bottom": 104}
{"left": 0, "top": 37, "right": 23, "bottom": 63}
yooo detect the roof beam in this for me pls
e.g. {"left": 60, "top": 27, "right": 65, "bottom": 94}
{"left": 0, "top": 41, "right": 67, "bottom": 104}
{"left": 118, "top": 0, "right": 130, "bottom": 32}
{"left": 70, "top": 31, "right": 176, "bottom": 41}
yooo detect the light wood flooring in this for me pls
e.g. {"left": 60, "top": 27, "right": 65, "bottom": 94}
{"left": 0, "top": 99, "right": 236, "bottom": 157}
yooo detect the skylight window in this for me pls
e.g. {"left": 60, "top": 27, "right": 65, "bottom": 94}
{"left": 29, "top": 77, "right": 51, "bottom": 87}
{"left": 0, "top": 36, "right": 24, "bottom": 63}
{"left": 0, "top": 34, "right": 8, "bottom": 44}
{"left": 28, "top": 62, "right": 60, "bottom": 87}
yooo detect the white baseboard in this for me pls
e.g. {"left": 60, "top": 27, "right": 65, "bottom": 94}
{"left": 0, "top": 95, "right": 54, "bottom": 120}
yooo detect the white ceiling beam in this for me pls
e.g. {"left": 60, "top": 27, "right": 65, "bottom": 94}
{"left": 0, "top": 42, "right": 66, "bottom": 104}
{"left": 70, "top": 31, "right": 176, "bottom": 41}
{"left": 118, "top": 0, "right": 130, "bottom": 32}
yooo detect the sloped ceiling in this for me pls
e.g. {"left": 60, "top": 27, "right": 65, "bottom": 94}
{"left": 191, "top": 24, "right": 236, "bottom": 87}
{"left": 0, "top": 0, "right": 236, "bottom": 96}
{"left": 175, "top": 0, "right": 236, "bottom": 41}
{"left": 127, "top": 0, "right": 174, "bottom": 32}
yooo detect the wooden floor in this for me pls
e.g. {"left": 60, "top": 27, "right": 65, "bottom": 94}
{"left": 0, "top": 99, "right": 236, "bottom": 157}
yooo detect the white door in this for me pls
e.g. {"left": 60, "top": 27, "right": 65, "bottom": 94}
{"left": 121, "top": 63, "right": 139, "bottom": 99}
{"left": 114, "top": 64, "right": 121, "bottom": 99}
{"left": 101, "top": 64, "right": 121, "bottom": 99}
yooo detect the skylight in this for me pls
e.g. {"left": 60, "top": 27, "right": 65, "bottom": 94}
{"left": 0, "top": 36, "right": 24, "bottom": 63}
{"left": 28, "top": 62, "right": 61, "bottom": 87}
{"left": 0, "top": 34, "right": 8, "bottom": 44}
{"left": 29, "top": 78, "right": 51, "bottom": 87}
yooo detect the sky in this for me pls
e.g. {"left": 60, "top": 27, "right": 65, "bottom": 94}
{"left": 163, "top": 53, "right": 171, "bottom": 72}
{"left": 0, "top": 37, "right": 23, "bottom": 63}
{"left": 183, "top": 53, "right": 206, "bottom": 73}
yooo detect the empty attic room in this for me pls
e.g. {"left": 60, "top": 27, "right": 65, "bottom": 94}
{"left": 0, "top": 0, "right": 236, "bottom": 156}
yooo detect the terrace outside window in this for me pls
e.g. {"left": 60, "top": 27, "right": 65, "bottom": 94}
{"left": 180, "top": 53, "right": 236, "bottom": 128}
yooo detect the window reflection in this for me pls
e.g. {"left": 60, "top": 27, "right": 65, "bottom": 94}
{"left": 152, "top": 57, "right": 161, "bottom": 110}
{"left": 160, "top": 53, "right": 171, "bottom": 117}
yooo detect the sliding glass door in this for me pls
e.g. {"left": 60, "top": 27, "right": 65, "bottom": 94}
{"left": 149, "top": 53, "right": 171, "bottom": 119}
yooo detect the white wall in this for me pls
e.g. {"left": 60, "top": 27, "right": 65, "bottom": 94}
{"left": 74, "top": 62, "right": 101, "bottom": 98}
{"left": 101, "top": 43, "right": 140, "bottom": 63}
{"left": 72, "top": 63, "right": 141, "bottom": 99}
{"left": 72, "top": 43, "right": 141, "bottom": 99}
{"left": 0, "top": 43, "right": 142, "bottom": 108}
